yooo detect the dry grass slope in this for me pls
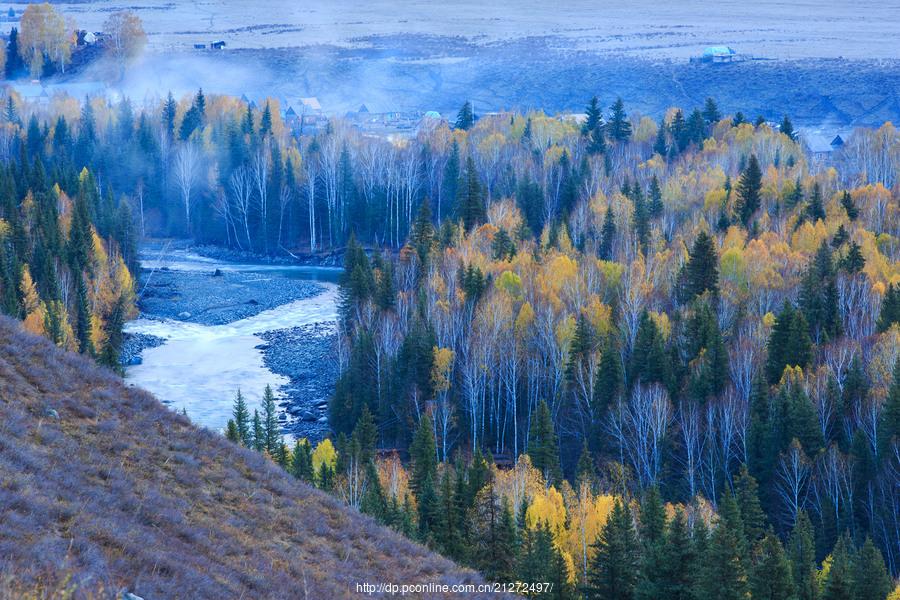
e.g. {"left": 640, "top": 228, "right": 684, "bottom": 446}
{"left": 0, "top": 316, "right": 493, "bottom": 599}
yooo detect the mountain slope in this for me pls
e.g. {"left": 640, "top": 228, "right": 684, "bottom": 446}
{"left": 0, "top": 317, "right": 491, "bottom": 599}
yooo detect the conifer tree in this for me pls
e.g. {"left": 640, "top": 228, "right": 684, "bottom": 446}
{"left": 457, "top": 156, "right": 486, "bottom": 231}
{"left": 653, "top": 118, "right": 668, "bottom": 157}
{"left": 232, "top": 389, "right": 251, "bottom": 446}
{"left": 679, "top": 230, "right": 719, "bottom": 303}
{"left": 703, "top": 97, "right": 721, "bottom": 124}
{"left": 766, "top": 302, "right": 813, "bottom": 385}
{"left": 877, "top": 283, "right": 900, "bottom": 332}
{"left": 584, "top": 96, "right": 603, "bottom": 136}
{"left": 734, "top": 465, "right": 767, "bottom": 545}
{"left": 648, "top": 176, "right": 664, "bottom": 218}
{"left": 788, "top": 511, "right": 818, "bottom": 600}
{"left": 251, "top": 409, "right": 264, "bottom": 452}
{"left": 410, "top": 419, "right": 437, "bottom": 496}
{"left": 225, "top": 419, "right": 240, "bottom": 443}
{"left": 291, "top": 439, "right": 315, "bottom": 482}
{"left": 822, "top": 536, "right": 854, "bottom": 600}
{"left": 585, "top": 499, "right": 640, "bottom": 600}
{"left": 840, "top": 241, "right": 865, "bottom": 274}
{"left": 455, "top": 101, "right": 474, "bottom": 130}
{"left": 474, "top": 483, "right": 517, "bottom": 583}
{"left": 527, "top": 400, "right": 562, "bottom": 486}
{"left": 851, "top": 537, "right": 892, "bottom": 600}
{"left": 840, "top": 191, "right": 858, "bottom": 221}
{"left": 780, "top": 116, "right": 797, "bottom": 141}
{"left": 261, "top": 384, "right": 279, "bottom": 455}
{"left": 598, "top": 205, "right": 616, "bottom": 260}
{"left": 653, "top": 510, "right": 696, "bottom": 600}
{"left": 877, "top": 360, "right": 900, "bottom": 458}
{"left": 750, "top": 531, "right": 796, "bottom": 600}
{"left": 800, "top": 241, "right": 841, "bottom": 342}
{"left": 805, "top": 183, "right": 826, "bottom": 223}
{"left": 594, "top": 333, "right": 622, "bottom": 422}
{"left": 632, "top": 184, "right": 650, "bottom": 253}
{"left": 698, "top": 496, "right": 749, "bottom": 600}
{"left": 608, "top": 98, "right": 631, "bottom": 142}
{"left": 736, "top": 154, "right": 763, "bottom": 228}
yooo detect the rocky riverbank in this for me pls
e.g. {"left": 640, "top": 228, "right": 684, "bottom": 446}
{"left": 191, "top": 244, "right": 345, "bottom": 267}
{"left": 137, "top": 267, "right": 324, "bottom": 326}
{"left": 256, "top": 324, "right": 339, "bottom": 442}
{"left": 120, "top": 333, "right": 166, "bottom": 366}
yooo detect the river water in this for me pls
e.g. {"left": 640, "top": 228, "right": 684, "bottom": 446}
{"left": 124, "top": 251, "right": 340, "bottom": 432}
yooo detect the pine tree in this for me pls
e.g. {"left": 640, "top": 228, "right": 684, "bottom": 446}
{"left": 734, "top": 465, "right": 767, "bottom": 545}
{"left": 575, "top": 440, "right": 596, "bottom": 490}
{"left": 686, "top": 109, "right": 706, "bottom": 145}
{"left": 598, "top": 205, "right": 616, "bottom": 260}
{"left": 653, "top": 510, "right": 696, "bottom": 600}
{"left": 788, "top": 511, "right": 818, "bottom": 600}
{"left": 527, "top": 400, "right": 562, "bottom": 485}
{"left": 608, "top": 98, "right": 632, "bottom": 142}
{"left": 780, "top": 116, "right": 797, "bottom": 141}
{"left": 455, "top": 101, "right": 474, "bottom": 130}
{"left": 261, "top": 384, "right": 279, "bottom": 455}
{"left": 360, "top": 461, "right": 388, "bottom": 522}
{"left": 670, "top": 109, "right": 688, "bottom": 153}
{"left": 635, "top": 487, "right": 667, "bottom": 600}
{"left": 409, "top": 199, "right": 436, "bottom": 266}
{"left": 594, "top": 334, "right": 622, "bottom": 423}
{"left": 417, "top": 472, "right": 440, "bottom": 542}
{"left": 822, "top": 536, "right": 854, "bottom": 600}
{"left": 805, "top": 183, "right": 826, "bottom": 223}
{"left": 232, "top": 389, "right": 251, "bottom": 446}
{"left": 648, "top": 176, "right": 664, "bottom": 218}
{"left": 474, "top": 482, "right": 517, "bottom": 582}
{"left": 410, "top": 419, "right": 437, "bottom": 496}
{"left": 851, "top": 537, "right": 892, "bottom": 600}
{"left": 698, "top": 497, "right": 749, "bottom": 600}
{"left": 703, "top": 97, "right": 721, "bottom": 124}
{"left": 679, "top": 230, "right": 719, "bottom": 302}
{"left": 653, "top": 118, "right": 668, "bottom": 157}
{"left": 585, "top": 499, "right": 640, "bottom": 600}
{"left": 584, "top": 96, "right": 603, "bottom": 136}
{"left": 291, "top": 439, "right": 315, "bottom": 482}
{"left": 629, "top": 311, "right": 669, "bottom": 388}
{"left": 457, "top": 156, "right": 486, "bottom": 231}
{"left": 750, "top": 531, "right": 796, "bottom": 600}
{"left": 800, "top": 241, "right": 841, "bottom": 342}
{"left": 877, "top": 360, "right": 900, "bottom": 459}
{"left": 736, "top": 154, "right": 763, "bottom": 228}
{"left": 251, "top": 409, "right": 264, "bottom": 452}
{"left": 877, "top": 283, "right": 900, "bottom": 332}
{"left": 840, "top": 191, "right": 858, "bottom": 221}
{"left": 6, "top": 28, "right": 25, "bottom": 79}
{"left": 840, "top": 241, "right": 865, "bottom": 274}
{"left": 99, "top": 295, "right": 126, "bottom": 371}
{"left": 260, "top": 101, "right": 272, "bottom": 136}
{"left": 225, "top": 419, "right": 240, "bottom": 443}
{"left": 766, "top": 302, "right": 813, "bottom": 385}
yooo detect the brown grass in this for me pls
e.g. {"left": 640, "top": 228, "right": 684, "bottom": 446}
{"left": 0, "top": 317, "right": 495, "bottom": 599}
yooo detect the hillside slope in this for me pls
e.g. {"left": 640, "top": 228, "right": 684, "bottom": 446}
{"left": 0, "top": 317, "right": 492, "bottom": 599}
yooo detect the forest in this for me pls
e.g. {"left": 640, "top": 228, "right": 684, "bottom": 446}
{"left": 1, "top": 79, "right": 899, "bottom": 598}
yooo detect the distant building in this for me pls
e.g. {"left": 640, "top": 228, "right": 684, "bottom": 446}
{"left": 691, "top": 46, "right": 742, "bottom": 64}
{"left": 801, "top": 129, "right": 848, "bottom": 166}
{"left": 299, "top": 97, "right": 322, "bottom": 112}
{"left": 193, "top": 43, "right": 206, "bottom": 50}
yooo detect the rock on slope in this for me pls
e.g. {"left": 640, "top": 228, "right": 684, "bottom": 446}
{"left": 0, "top": 317, "right": 493, "bottom": 599}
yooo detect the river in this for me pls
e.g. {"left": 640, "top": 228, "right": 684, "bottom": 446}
{"left": 124, "top": 249, "right": 340, "bottom": 433}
